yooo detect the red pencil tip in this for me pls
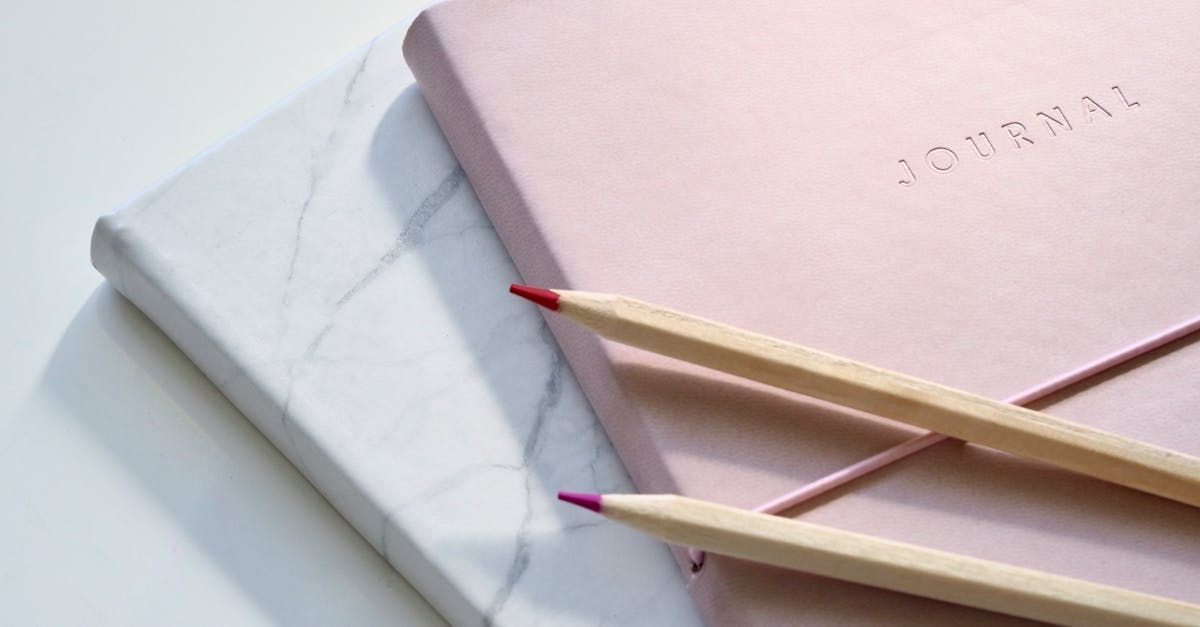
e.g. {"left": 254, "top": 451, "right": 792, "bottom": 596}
{"left": 558, "top": 491, "right": 602, "bottom": 513}
{"left": 509, "top": 283, "right": 560, "bottom": 310}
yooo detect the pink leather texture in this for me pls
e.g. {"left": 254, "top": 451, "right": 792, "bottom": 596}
{"left": 404, "top": 2, "right": 1200, "bottom": 624}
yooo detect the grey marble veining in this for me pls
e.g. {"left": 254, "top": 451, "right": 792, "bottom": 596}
{"left": 92, "top": 17, "right": 699, "bottom": 627}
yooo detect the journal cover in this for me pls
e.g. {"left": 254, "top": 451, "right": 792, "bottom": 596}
{"left": 89, "top": 15, "right": 700, "bottom": 626}
{"left": 404, "top": 1, "right": 1200, "bottom": 624}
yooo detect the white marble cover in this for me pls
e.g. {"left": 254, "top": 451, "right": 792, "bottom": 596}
{"left": 90, "top": 18, "right": 699, "bottom": 627}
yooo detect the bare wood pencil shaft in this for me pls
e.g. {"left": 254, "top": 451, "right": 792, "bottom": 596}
{"left": 604, "top": 494, "right": 1200, "bottom": 626}
{"left": 556, "top": 290, "right": 1200, "bottom": 507}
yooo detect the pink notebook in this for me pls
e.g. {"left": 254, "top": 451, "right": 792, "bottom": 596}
{"left": 404, "top": 2, "right": 1200, "bottom": 623}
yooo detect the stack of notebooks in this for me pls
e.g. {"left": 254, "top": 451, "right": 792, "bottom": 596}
{"left": 95, "top": 1, "right": 1200, "bottom": 625}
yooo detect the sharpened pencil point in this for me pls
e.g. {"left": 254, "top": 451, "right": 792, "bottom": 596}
{"left": 510, "top": 283, "right": 560, "bottom": 310}
{"left": 558, "top": 491, "right": 602, "bottom": 512}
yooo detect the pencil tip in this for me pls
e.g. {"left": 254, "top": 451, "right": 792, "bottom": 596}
{"left": 510, "top": 283, "right": 560, "bottom": 310}
{"left": 558, "top": 491, "right": 602, "bottom": 513}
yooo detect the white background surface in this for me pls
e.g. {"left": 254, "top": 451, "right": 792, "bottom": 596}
{"left": 1, "top": 1, "right": 444, "bottom": 624}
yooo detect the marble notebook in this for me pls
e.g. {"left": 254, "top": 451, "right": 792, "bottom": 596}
{"left": 89, "top": 15, "right": 700, "bottom": 627}
{"left": 404, "top": 1, "right": 1200, "bottom": 624}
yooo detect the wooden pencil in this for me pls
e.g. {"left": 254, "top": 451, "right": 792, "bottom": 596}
{"left": 558, "top": 491, "right": 1200, "bottom": 626}
{"left": 511, "top": 285, "right": 1200, "bottom": 508}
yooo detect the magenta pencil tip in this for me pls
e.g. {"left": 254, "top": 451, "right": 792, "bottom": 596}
{"left": 558, "top": 491, "right": 602, "bottom": 513}
{"left": 509, "top": 283, "right": 560, "bottom": 310}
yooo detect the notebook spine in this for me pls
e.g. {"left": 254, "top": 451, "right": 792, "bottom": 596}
{"left": 90, "top": 210, "right": 476, "bottom": 625}
{"left": 89, "top": 212, "right": 320, "bottom": 490}
{"left": 403, "top": 9, "right": 687, "bottom": 537}
{"left": 90, "top": 213, "right": 241, "bottom": 391}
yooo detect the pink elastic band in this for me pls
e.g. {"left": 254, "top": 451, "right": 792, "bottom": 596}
{"left": 688, "top": 314, "right": 1200, "bottom": 571}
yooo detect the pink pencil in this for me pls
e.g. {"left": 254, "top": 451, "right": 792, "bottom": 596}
{"left": 512, "top": 284, "right": 1200, "bottom": 507}
{"left": 558, "top": 491, "right": 1200, "bottom": 626}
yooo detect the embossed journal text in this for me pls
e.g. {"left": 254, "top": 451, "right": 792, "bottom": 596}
{"left": 896, "top": 85, "right": 1140, "bottom": 187}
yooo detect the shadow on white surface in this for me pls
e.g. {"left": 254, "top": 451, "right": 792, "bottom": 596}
{"left": 34, "top": 286, "right": 445, "bottom": 626}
